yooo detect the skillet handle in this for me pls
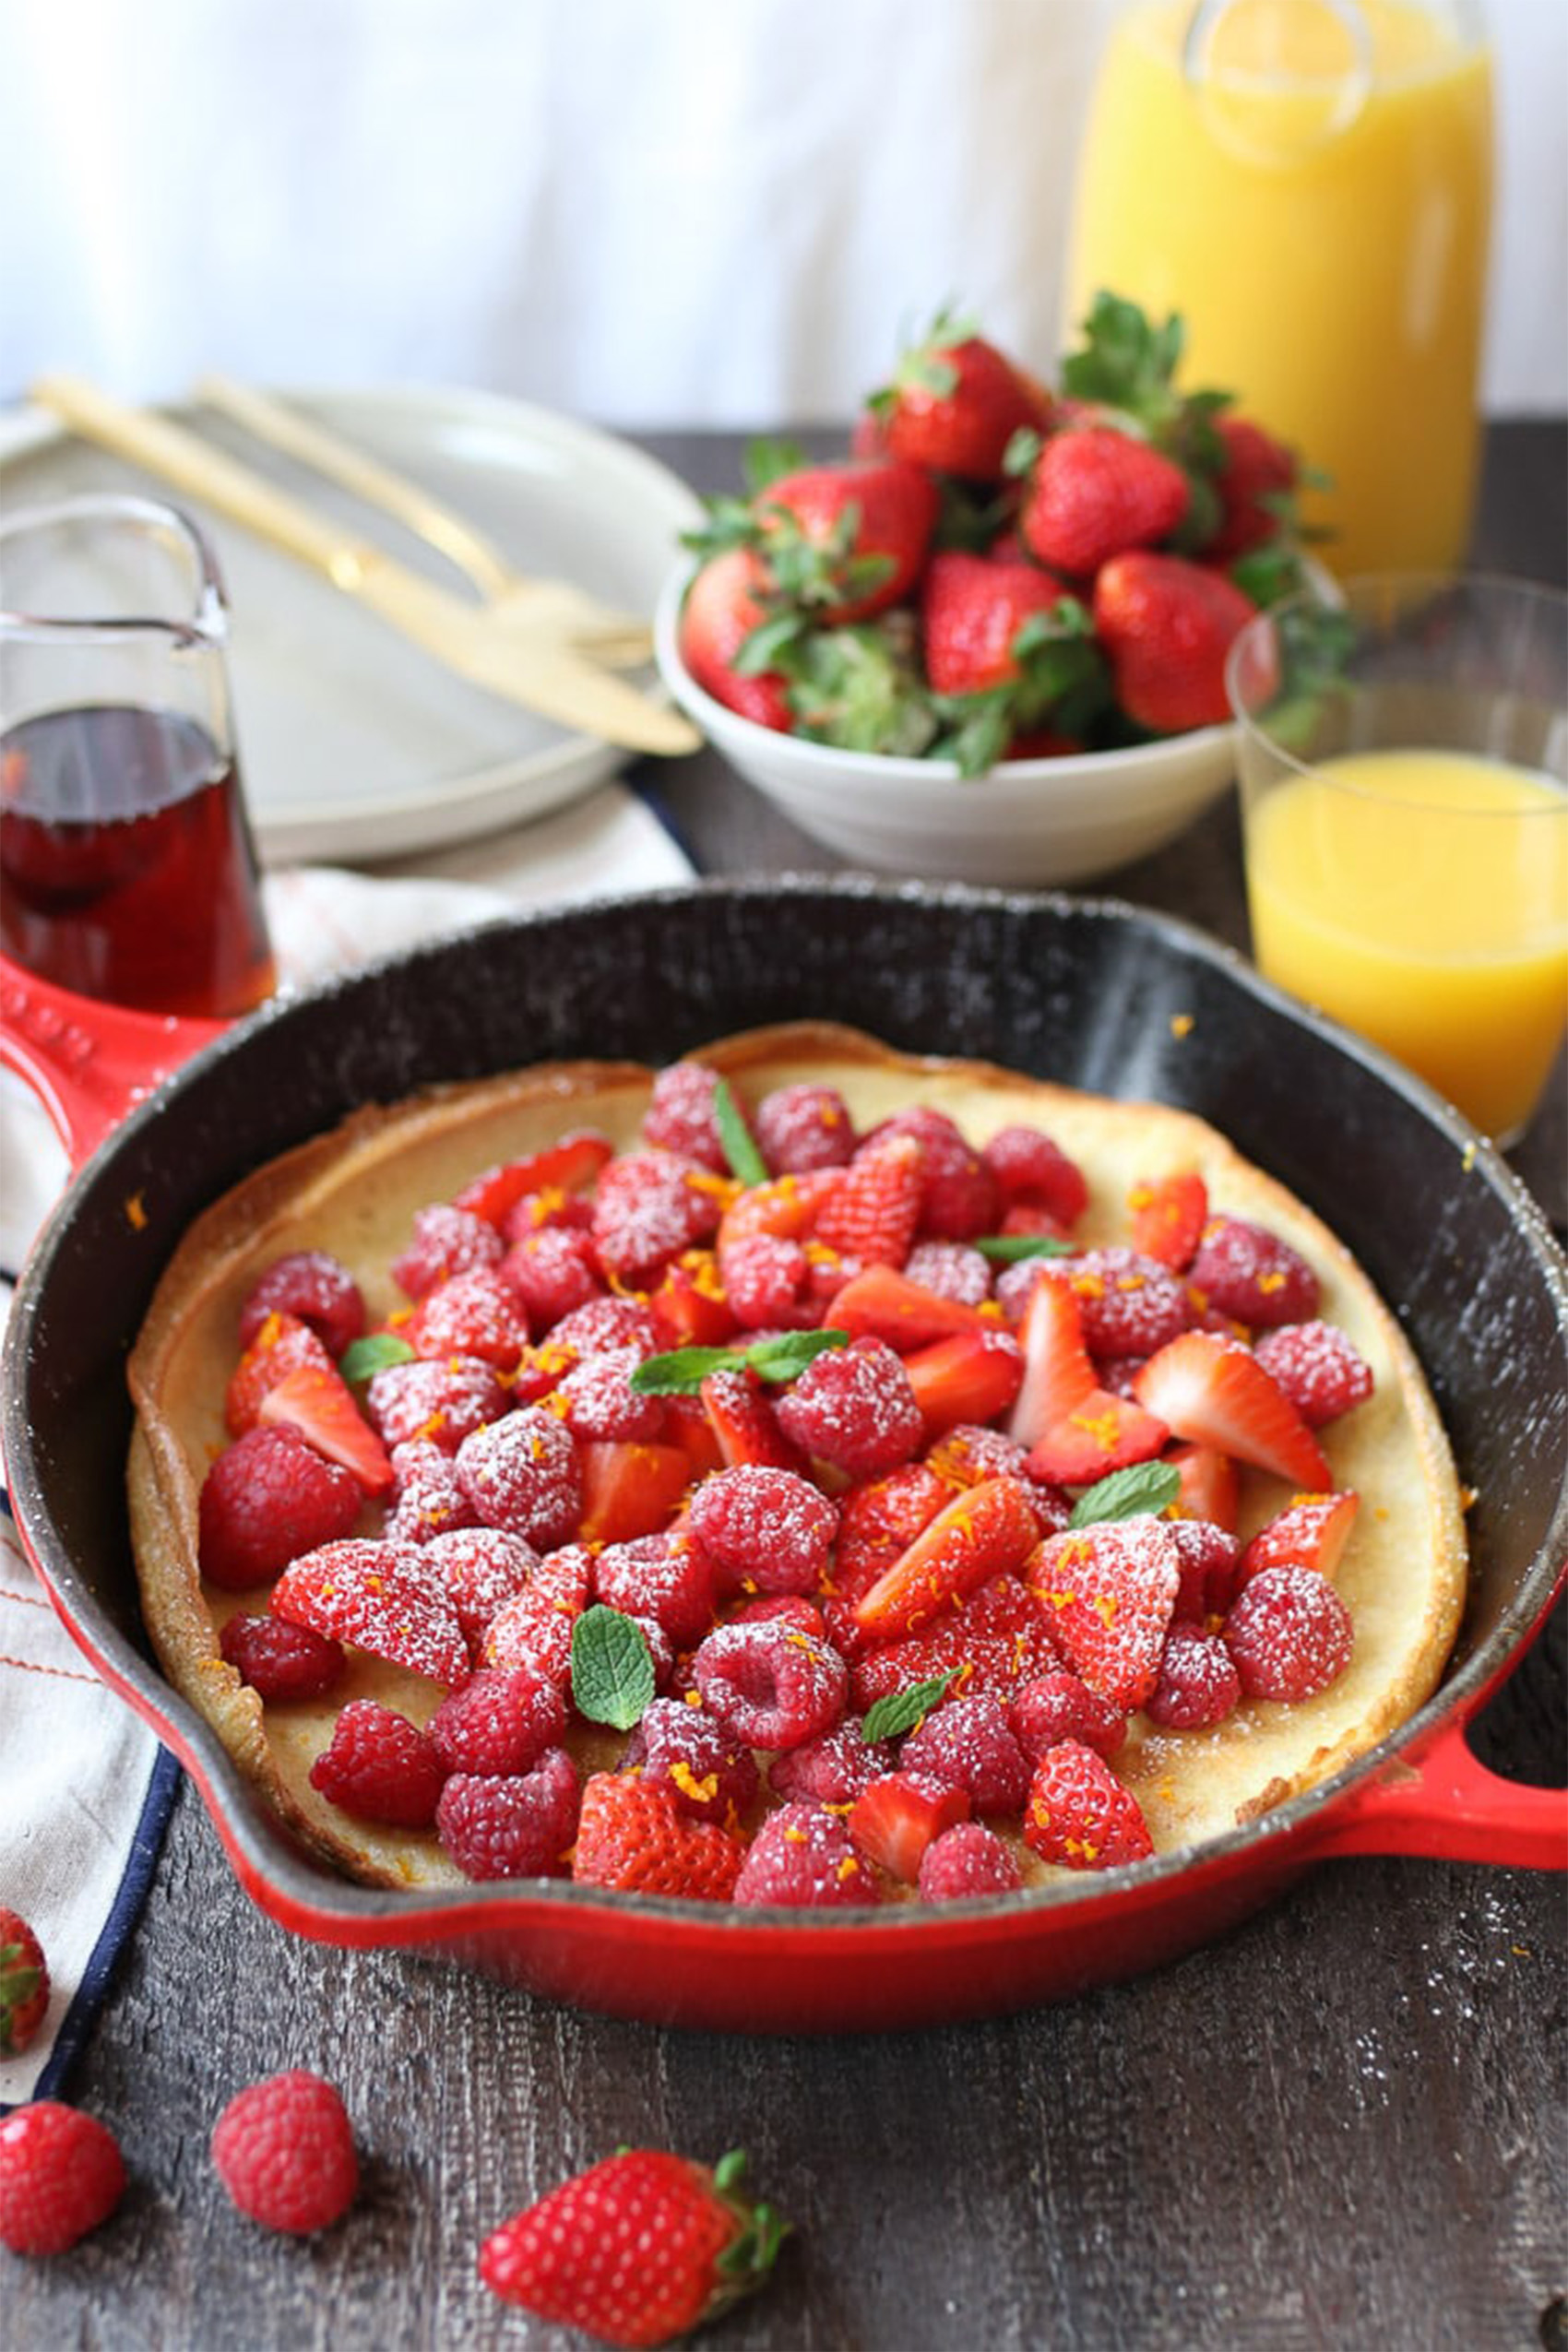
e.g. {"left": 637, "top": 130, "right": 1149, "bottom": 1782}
{"left": 1306, "top": 1712, "right": 1567, "bottom": 1870}
{"left": 0, "top": 952, "right": 224, "bottom": 1170}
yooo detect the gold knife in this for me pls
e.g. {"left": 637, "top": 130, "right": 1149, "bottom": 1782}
{"left": 28, "top": 373, "right": 700, "bottom": 758}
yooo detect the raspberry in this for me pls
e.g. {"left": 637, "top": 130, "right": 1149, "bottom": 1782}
{"left": 902, "top": 1239, "right": 993, "bottom": 1307}
{"left": 594, "top": 1531, "right": 716, "bottom": 1648}
{"left": 551, "top": 1297, "right": 665, "bottom": 1359}
{"left": 391, "top": 1203, "right": 505, "bottom": 1299}
{"left": 1224, "top": 1564, "right": 1354, "bottom": 1701}
{"left": 1008, "top": 1670, "right": 1127, "bottom": 1760}
{"left": 685, "top": 1464, "right": 837, "bottom": 1598}
{"left": 592, "top": 1149, "right": 723, "bottom": 1285}
{"left": 922, "top": 1424, "right": 1074, "bottom": 1535}
{"left": 500, "top": 1182, "right": 599, "bottom": 1241}
{"left": 870, "top": 1106, "right": 999, "bottom": 1239}
{"left": 1146, "top": 1623, "right": 1242, "bottom": 1728}
{"left": 210, "top": 2071, "right": 358, "bottom": 2235}
{"left": 773, "top": 1336, "right": 924, "bottom": 1479}
{"left": 719, "top": 1232, "right": 817, "bottom": 1331}
{"left": 641, "top": 1059, "right": 734, "bottom": 1171}
{"left": 429, "top": 1665, "right": 566, "bottom": 1776}
{"left": 500, "top": 1226, "right": 603, "bottom": 1329}
{"left": 754, "top": 1081, "right": 857, "bottom": 1173}
{"left": 732, "top": 1803, "right": 878, "bottom": 1907}
{"left": 0, "top": 2102, "right": 125, "bottom": 2255}
{"left": 1059, "top": 1247, "right": 1194, "bottom": 1360}
{"left": 456, "top": 1407, "right": 583, "bottom": 1548}
{"left": 422, "top": 1526, "right": 540, "bottom": 1657}
{"left": 1253, "top": 1321, "right": 1375, "bottom": 1427}
{"left": 436, "top": 1746, "right": 580, "bottom": 1880}
{"left": 621, "top": 1696, "right": 761, "bottom": 1824}
{"left": 307, "top": 1700, "right": 448, "bottom": 1827}
{"left": 383, "top": 1438, "right": 481, "bottom": 1545}
{"left": 237, "top": 1250, "right": 366, "bottom": 1360}
{"left": 691, "top": 1619, "right": 849, "bottom": 1751}
{"left": 554, "top": 1348, "right": 666, "bottom": 1442}
{"left": 406, "top": 1267, "right": 529, "bottom": 1370}
{"left": 767, "top": 1721, "right": 896, "bottom": 1805}
{"left": 1186, "top": 1215, "right": 1320, "bottom": 1330}
{"left": 220, "top": 1611, "right": 346, "bottom": 1702}
{"left": 1166, "top": 1515, "right": 1243, "bottom": 1621}
{"left": 898, "top": 1692, "right": 1031, "bottom": 1812}
{"left": 916, "top": 1821, "right": 1025, "bottom": 1903}
{"left": 981, "top": 1123, "right": 1089, "bottom": 1228}
{"left": 197, "top": 1425, "right": 362, "bottom": 1591}
{"left": 364, "top": 1354, "right": 508, "bottom": 1455}
{"left": 730, "top": 1594, "right": 826, "bottom": 1635}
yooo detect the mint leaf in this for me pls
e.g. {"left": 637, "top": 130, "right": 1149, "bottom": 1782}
{"left": 630, "top": 1328, "right": 849, "bottom": 1397}
{"left": 974, "top": 1233, "right": 1074, "bottom": 1263}
{"left": 337, "top": 1332, "right": 416, "bottom": 1384}
{"left": 713, "top": 1075, "right": 769, "bottom": 1187}
{"left": 861, "top": 1671, "right": 956, "bottom": 1744}
{"left": 743, "top": 1328, "right": 849, "bottom": 1384}
{"left": 1069, "top": 1460, "right": 1182, "bottom": 1528}
{"left": 570, "top": 1607, "right": 657, "bottom": 1730}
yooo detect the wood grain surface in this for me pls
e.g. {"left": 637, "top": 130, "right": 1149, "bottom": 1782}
{"left": 8, "top": 421, "right": 1565, "bottom": 2352}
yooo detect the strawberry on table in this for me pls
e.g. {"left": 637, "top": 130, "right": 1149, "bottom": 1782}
{"left": 1092, "top": 551, "right": 1257, "bottom": 734}
{"left": 0, "top": 1909, "right": 49, "bottom": 2056}
{"left": 480, "top": 2145, "right": 790, "bottom": 2346}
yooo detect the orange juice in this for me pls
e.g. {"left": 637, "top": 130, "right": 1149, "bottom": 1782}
{"left": 1244, "top": 748, "right": 1568, "bottom": 1135}
{"left": 1064, "top": 0, "right": 1493, "bottom": 575}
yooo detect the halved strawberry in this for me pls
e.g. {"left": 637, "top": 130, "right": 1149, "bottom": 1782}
{"left": 1132, "top": 1330, "right": 1332, "bottom": 1490}
{"left": 849, "top": 1574, "right": 1063, "bottom": 1714}
{"left": 647, "top": 1252, "right": 739, "bottom": 1350}
{"left": 452, "top": 1131, "right": 614, "bottom": 1228}
{"left": 571, "top": 1770, "right": 746, "bottom": 1902}
{"left": 813, "top": 1131, "right": 925, "bottom": 1269}
{"left": 1023, "top": 1739, "right": 1154, "bottom": 1871}
{"left": 698, "top": 1369, "right": 807, "bottom": 1472}
{"left": 576, "top": 1440, "right": 694, "bottom": 1548}
{"left": 1126, "top": 1170, "right": 1208, "bottom": 1270}
{"left": 1024, "top": 1391, "right": 1170, "bottom": 1486}
{"left": 849, "top": 1772, "right": 970, "bottom": 1884}
{"left": 1026, "top": 1518, "right": 1182, "bottom": 1713}
{"left": 271, "top": 1539, "right": 469, "bottom": 1684}
{"left": 1005, "top": 1272, "right": 1170, "bottom": 1479}
{"left": 257, "top": 1360, "right": 395, "bottom": 1496}
{"left": 852, "top": 1475, "right": 1039, "bottom": 1641}
{"left": 1239, "top": 1491, "right": 1360, "bottom": 1587}
{"left": 824, "top": 1264, "right": 988, "bottom": 1349}
{"left": 905, "top": 1327, "right": 1025, "bottom": 1435}
{"left": 1167, "top": 1442, "right": 1241, "bottom": 1534}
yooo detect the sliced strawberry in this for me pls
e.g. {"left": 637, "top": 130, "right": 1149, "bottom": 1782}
{"left": 698, "top": 1368, "right": 808, "bottom": 1472}
{"left": 571, "top": 1770, "right": 746, "bottom": 1902}
{"left": 224, "top": 1310, "right": 335, "bottom": 1437}
{"left": 660, "top": 1391, "right": 729, "bottom": 1481}
{"left": 851, "top": 1475, "right": 1039, "bottom": 1642}
{"left": 826, "top": 1463, "right": 953, "bottom": 1646}
{"left": 647, "top": 1252, "right": 740, "bottom": 1350}
{"left": 813, "top": 1131, "right": 925, "bottom": 1269}
{"left": 1023, "top": 1739, "right": 1154, "bottom": 1871}
{"left": 271, "top": 1539, "right": 469, "bottom": 1685}
{"left": 1126, "top": 1170, "right": 1208, "bottom": 1270}
{"left": 1132, "top": 1330, "right": 1332, "bottom": 1490}
{"left": 849, "top": 1772, "right": 969, "bottom": 1884}
{"left": 576, "top": 1440, "right": 694, "bottom": 1548}
{"left": 1167, "top": 1442, "right": 1241, "bottom": 1535}
{"left": 1005, "top": 1274, "right": 1098, "bottom": 1442}
{"left": 824, "top": 1264, "right": 988, "bottom": 1350}
{"left": 257, "top": 1360, "right": 395, "bottom": 1496}
{"left": 1239, "top": 1491, "right": 1360, "bottom": 1587}
{"left": 1026, "top": 1518, "right": 1182, "bottom": 1713}
{"left": 1024, "top": 1388, "right": 1170, "bottom": 1485}
{"left": 905, "top": 1327, "right": 1025, "bottom": 1436}
{"left": 849, "top": 1574, "right": 1063, "bottom": 1714}
{"left": 452, "top": 1131, "right": 614, "bottom": 1228}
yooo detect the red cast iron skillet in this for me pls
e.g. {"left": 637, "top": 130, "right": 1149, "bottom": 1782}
{"left": 3, "top": 880, "right": 1564, "bottom": 2034}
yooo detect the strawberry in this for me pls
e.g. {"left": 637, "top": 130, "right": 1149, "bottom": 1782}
{"left": 849, "top": 1772, "right": 970, "bottom": 1883}
{"left": 1167, "top": 1441, "right": 1241, "bottom": 1534}
{"left": 870, "top": 314, "right": 1053, "bottom": 481}
{"left": 753, "top": 457, "right": 940, "bottom": 624}
{"left": 647, "top": 1252, "right": 739, "bottom": 1350}
{"left": 256, "top": 1360, "right": 395, "bottom": 1496}
{"left": 676, "top": 548, "right": 793, "bottom": 730}
{"left": 451, "top": 1129, "right": 613, "bottom": 1227}
{"left": 919, "top": 550, "right": 1107, "bottom": 777}
{"left": 1091, "top": 551, "right": 1257, "bottom": 734}
{"left": 1023, "top": 1739, "right": 1154, "bottom": 1871}
{"left": 1005, "top": 1274, "right": 1169, "bottom": 1483}
{"left": 904, "top": 1326, "right": 1025, "bottom": 1435}
{"left": 576, "top": 1438, "right": 694, "bottom": 1547}
{"left": 480, "top": 2144, "right": 790, "bottom": 2346}
{"left": 1206, "top": 413, "right": 1299, "bottom": 563}
{"left": 851, "top": 1475, "right": 1039, "bottom": 1640}
{"left": 825, "top": 1263, "right": 988, "bottom": 1349}
{"left": 812, "top": 1128, "right": 925, "bottom": 1268}
{"left": 1239, "top": 1491, "right": 1360, "bottom": 1586}
{"left": 1026, "top": 1518, "right": 1182, "bottom": 1713}
{"left": 271, "top": 1538, "right": 470, "bottom": 1686}
{"left": 849, "top": 1572, "right": 1063, "bottom": 1714}
{"left": 1132, "top": 1329, "right": 1333, "bottom": 1490}
{"left": 223, "top": 1309, "right": 335, "bottom": 1437}
{"left": 1021, "top": 425, "right": 1191, "bottom": 578}
{"left": 570, "top": 1772, "right": 746, "bottom": 1904}
{"left": 699, "top": 1367, "right": 808, "bottom": 1471}
{"left": 1126, "top": 1170, "right": 1209, "bottom": 1270}
{"left": 0, "top": 1910, "right": 48, "bottom": 2055}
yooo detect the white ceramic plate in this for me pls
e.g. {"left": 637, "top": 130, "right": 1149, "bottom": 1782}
{"left": 0, "top": 388, "right": 703, "bottom": 863}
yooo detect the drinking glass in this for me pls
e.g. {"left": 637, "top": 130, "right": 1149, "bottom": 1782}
{"left": 0, "top": 492, "right": 276, "bottom": 1018}
{"left": 1229, "top": 571, "right": 1568, "bottom": 1143}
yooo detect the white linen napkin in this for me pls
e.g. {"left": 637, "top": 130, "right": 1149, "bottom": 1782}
{"left": 0, "top": 778, "right": 693, "bottom": 2105}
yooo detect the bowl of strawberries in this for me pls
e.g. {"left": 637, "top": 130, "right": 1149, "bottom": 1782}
{"left": 656, "top": 297, "right": 1318, "bottom": 885}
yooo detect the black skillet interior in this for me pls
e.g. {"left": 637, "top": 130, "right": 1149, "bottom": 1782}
{"left": 6, "top": 880, "right": 1567, "bottom": 1731}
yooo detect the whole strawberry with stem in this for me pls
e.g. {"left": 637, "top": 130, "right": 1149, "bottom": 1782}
{"left": 0, "top": 1908, "right": 49, "bottom": 2055}
{"left": 480, "top": 2145, "right": 790, "bottom": 2346}
{"left": 867, "top": 307, "right": 1053, "bottom": 481}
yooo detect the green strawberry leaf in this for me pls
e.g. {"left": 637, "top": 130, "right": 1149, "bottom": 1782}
{"left": 337, "top": 1332, "right": 417, "bottom": 1384}
{"left": 570, "top": 1606, "right": 657, "bottom": 1730}
{"left": 861, "top": 1669, "right": 957, "bottom": 1744}
{"left": 713, "top": 1076, "right": 769, "bottom": 1187}
{"left": 1069, "top": 1460, "right": 1183, "bottom": 1528}
{"left": 975, "top": 1233, "right": 1074, "bottom": 1263}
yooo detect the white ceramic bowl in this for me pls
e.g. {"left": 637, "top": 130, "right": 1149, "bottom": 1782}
{"left": 654, "top": 564, "right": 1240, "bottom": 885}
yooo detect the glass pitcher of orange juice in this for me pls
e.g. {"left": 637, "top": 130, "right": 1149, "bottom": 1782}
{"left": 1063, "top": 1, "right": 1493, "bottom": 576}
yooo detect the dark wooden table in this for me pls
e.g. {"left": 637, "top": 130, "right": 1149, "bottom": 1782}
{"left": 14, "top": 422, "right": 1566, "bottom": 2351}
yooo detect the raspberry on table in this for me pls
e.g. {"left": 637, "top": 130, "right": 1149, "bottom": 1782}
{"left": 1224, "top": 1563, "right": 1354, "bottom": 1701}
{"left": 1186, "top": 1214, "right": 1321, "bottom": 1331}
{"left": 307, "top": 1699, "right": 448, "bottom": 1827}
{"left": 237, "top": 1249, "right": 366, "bottom": 1360}
{"left": 1146, "top": 1623, "right": 1242, "bottom": 1728}
{"left": 731, "top": 1802, "right": 879, "bottom": 1907}
{"left": 429, "top": 1666, "right": 567, "bottom": 1777}
{"left": 754, "top": 1080, "right": 857, "bottom": 1173}
{"left": 197, "top": 1424, "right": 362, "bottom": 1591}
{"left": 898, "top": 1691, "right": 1031, "bottom": 1812}
{"left": 436, "top": 1746, "right": 581, "bottom": 1880}
{"left": 391, "top": 1203, "right": 505, "bottom": 1300}
{"left": 0, "top": 2101, "right": 125, "bottom": 2255}
{"left": 1253, "top": 1320, "right": 1375, "bottom": 1426}
{"left": 621, "top": 1695, "right": 761, "bottom": 1824}
{"left": 917, "top": 1820, "right": 1025, "bottom": 1903}
{"left": 219, "top": 1612, "right": 347, "bottom": 1703}
{"left": 364, "top": 1354, "right": 509, "bottom": 1455}
{"left": 456, "top": 1407, "right": 584, "bottom": 1548}
{"left": 684, "top": 1464, "right": 837, "bottom": 1598}
{"left": 773, "top": 1335, "right": 925, "bottom": 1479}
{"left": 691, "top": 1618, "right": 849, "bottom": 1751}
{"left": 210, "top": 2071, "right": 358, "bottom": 2235}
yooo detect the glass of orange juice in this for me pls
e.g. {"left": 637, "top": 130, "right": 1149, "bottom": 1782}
{"left": 1229, "top": 573, "right": 1568, "bottom": 1142}
{"left": 1063, "top": 0, "right": 1493, "bottom": 576}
